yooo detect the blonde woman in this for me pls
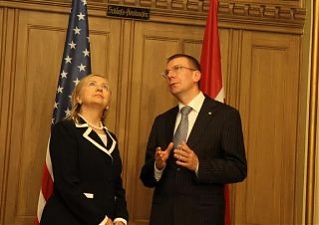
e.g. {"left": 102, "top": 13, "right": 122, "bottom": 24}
{"left": 41, "top": 74, "right": 128, "bottom": 225}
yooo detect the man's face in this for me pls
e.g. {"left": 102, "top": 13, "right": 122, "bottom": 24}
{"left": 164, "top": 57, "right": 200, "bottom": 97}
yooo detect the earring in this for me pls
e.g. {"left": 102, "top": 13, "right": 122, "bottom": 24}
{"left": 78, "top": 100, "right": 82, "bottom": 105}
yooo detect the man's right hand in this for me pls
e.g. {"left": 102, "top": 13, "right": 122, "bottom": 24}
{"left": 104, "top": 218, "right": 113, "bottom": 225}
{"left": 155, "top": 142, "right": 174, "bottom": 170}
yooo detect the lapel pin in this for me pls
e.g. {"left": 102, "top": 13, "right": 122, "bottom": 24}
{"left": 208, "top": 112, "right": 212, "bottom": 115}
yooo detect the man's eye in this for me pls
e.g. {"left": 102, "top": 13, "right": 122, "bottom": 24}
{"left": 173, "top": 66, "right": 182, "bottom": 71}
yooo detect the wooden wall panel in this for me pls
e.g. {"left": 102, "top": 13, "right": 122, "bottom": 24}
{"left": 0, "top": 7, "right": 5, "bottom": 223}
{"left": 5, "top": 10, "right": 67, "bottom": 224}
{"left": 218, "top": 29, "right": 231, "bottom": 99}
{"left": 311, "top": 2, "right": 319, "bottom": 223}
{"left": 0, "top": 7, "right": 20, "bottom": 224}
{"left": 234, "top": 31, "right": 301, "bottom": 225}
{"left": 126, "top": 22, "right": 204, "bottom": 225}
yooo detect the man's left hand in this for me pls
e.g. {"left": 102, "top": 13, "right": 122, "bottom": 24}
{"left": 174, "top": 142, "right": 199, "bottom": 171}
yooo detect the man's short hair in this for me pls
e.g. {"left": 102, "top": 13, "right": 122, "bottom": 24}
{"left": 167, "top": 54, "right": 201, "bottom": 72}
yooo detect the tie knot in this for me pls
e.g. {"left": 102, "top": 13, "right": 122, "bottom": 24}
{"left": 180, "top": 106, "right": 192, "bottom": 116}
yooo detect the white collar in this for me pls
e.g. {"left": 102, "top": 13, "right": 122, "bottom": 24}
{"left": 178, "top": 91, "right": 205, "bottom": 113}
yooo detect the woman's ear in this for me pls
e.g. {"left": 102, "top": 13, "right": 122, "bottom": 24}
{"left": 76, "top": 96, "right": 82, "bottom": 105}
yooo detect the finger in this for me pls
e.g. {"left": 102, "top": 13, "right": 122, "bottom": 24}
{"left": 174, "top": 149, "right": 190, "bottom": 160}
{"left": 176, "top": 161, "right": 190, "bottom": 169}
{"left": 166, "top": 142, "right": 174, "bottom": 153}
{"left": 174, "top": 149, "right": 189, "bottom": 158}
{"left": 155, "top": 147, "right": 163, "bottom": 157}
{"left": 155, "top": 147, "right": 162, "bottom": 153}
{"left": 174, "top": 153, "right": 188, "bottom": 162}
{"left": 176, "top": 158, "right": 195, "bottom": 171}
{"left": 176, "top": 160, "right": 188, "bottom": 167}
{"left": 179, "top": 142, "right": 192, "bottom": 152}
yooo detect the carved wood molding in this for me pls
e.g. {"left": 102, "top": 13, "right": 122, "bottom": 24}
{"left": 0, "top": 0, "right": 306, "bottom": 33}
{"left": 217, "top": 1, "right": 306, "bottom": 33}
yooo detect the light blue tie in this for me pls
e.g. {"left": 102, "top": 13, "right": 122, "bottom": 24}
{"left": 173, "top": 106, "right": 192, "bottom": 148}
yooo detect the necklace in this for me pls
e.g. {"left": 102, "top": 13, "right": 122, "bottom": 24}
{"left": 78, "top": 114, "right": 104, "bottom": 130}
{"left": 87, "top": 121, "right": 104, "bottom": 130}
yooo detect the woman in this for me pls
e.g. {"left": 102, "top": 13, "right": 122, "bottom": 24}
{"left": 40, "top": 74, "right": 129, "bottom": 225}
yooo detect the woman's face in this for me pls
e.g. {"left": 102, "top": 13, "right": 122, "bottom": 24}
{"left": 77, "top": 75, "right": 111, "bottom": 111}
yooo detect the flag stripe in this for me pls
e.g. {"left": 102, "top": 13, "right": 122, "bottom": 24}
{"left": 41, "top": 146, "right": 54, "bottom": 201}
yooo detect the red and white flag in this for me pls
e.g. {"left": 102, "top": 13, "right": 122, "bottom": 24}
{"left": 35, "top": 0, "right": 91, "bottom": 224}
{"left": 200, "top": 0, "right": 230, "bottom": 224}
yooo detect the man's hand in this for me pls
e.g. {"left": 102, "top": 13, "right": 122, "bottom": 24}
{"left": 105, "top": 218, "right": 113, "bottom": 225}
{"left": 174, "top": 142, "right": 199, "bottom": 171}
{"left": 155, "top": 142, "right": 174, "bottom": 170}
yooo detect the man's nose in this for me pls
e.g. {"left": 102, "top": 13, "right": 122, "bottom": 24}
{"left": 167, "top": 70, "right": 176, "bottom": 78}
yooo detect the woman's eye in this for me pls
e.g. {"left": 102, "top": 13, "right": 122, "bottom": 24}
{"left": 102, "top": 84, "right": 110, "bottom": 90}
{"left": 88, "top": 82, "right": 96, "bottom": 86}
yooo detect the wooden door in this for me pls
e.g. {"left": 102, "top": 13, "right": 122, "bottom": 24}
{"left": 233, "top": 31, "right": 302, "bottom": 225}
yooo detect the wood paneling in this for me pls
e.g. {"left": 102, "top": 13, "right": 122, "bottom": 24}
{"left": 5, "top": 10, "right": 68, "bottom": 224}
{"left": 234, "top": 31, "right": 301, "bottom": 225}
{"left": 308, "top": 0, "right": 318, "bottom": 224}
{"left": 0, "top": 7, "right": 5, "bottom": 224}
{"left": 0, "top": 7, "right": 19, "bottom": 225}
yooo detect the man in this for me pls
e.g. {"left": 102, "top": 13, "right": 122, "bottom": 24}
{"left": 140, "top": 53, "right": 247, "bottom": 225}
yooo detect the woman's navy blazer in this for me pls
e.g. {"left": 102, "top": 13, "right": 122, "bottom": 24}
{"left": 40, "top": 118, "right": 128, "bottom": 225}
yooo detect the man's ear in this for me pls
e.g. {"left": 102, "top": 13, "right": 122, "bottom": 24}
{"left": 193, "top": 70, "right": 201, "bottom": 82}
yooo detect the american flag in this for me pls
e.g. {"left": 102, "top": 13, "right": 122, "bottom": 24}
{"left": 200, "top": 0, "right": 230, "bottom": 224}
{"left": 35, "top": 0, "right": 91, "bottom": 224}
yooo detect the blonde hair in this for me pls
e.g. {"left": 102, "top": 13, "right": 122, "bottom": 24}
{"left": 67, "top": 74, "right": 110, "bottom": 124}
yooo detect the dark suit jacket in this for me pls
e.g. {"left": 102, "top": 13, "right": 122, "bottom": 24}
{"left": 140, "top": 96, "right": 247, "bottom": 225}
{"left": 40, "top": 118, "right": 128, "bottom": 225}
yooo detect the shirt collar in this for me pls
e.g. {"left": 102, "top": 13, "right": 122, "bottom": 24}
{"left": 178, "top": 91, "right": 205, "bottom": 113}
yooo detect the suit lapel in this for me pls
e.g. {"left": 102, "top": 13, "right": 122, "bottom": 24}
{"left": 166, "top": 106, "right": 179, "bottom": 143}
{"left": 187, "top": 98, "right": 219, "bottom": 148}
{"left": 75, "top": 118, "right": 116, "bottom": 160}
